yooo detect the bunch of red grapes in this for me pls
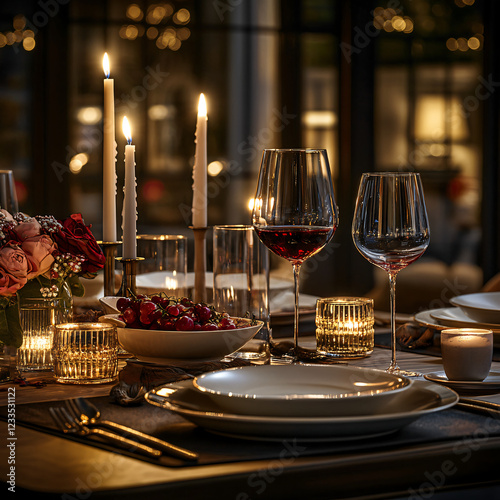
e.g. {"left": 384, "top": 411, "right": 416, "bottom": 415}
{"left": 116, "top": 294, "right": 237, "bottom": 331}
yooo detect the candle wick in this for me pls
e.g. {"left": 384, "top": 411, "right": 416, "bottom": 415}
{"left": 127, "top": 138, "right": 132, "bottom": 145}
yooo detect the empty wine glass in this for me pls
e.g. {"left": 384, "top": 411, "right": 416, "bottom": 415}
{"left": 0, "top": 170, "right": 18, "bottom": 215}
{"left": 352, "top": 172, "right": 430, "bottom": 376}
{"left": 252, "top": 149, "right": 339, "bottom": 359}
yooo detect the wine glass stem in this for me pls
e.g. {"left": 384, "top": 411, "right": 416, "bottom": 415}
{"left": 388, "top": 271, "right": 400, "bottom": 372}
{"left": 292, "top": 263, "right": 301, "bottom": 351}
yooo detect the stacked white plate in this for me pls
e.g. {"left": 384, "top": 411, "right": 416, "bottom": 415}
{"left": 145, "top": 364, "right": 458, "bottom": 442}
{"left": 414, "top": 292, "right": 500, "bottom": 343}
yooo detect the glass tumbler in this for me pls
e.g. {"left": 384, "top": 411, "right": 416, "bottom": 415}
{"left": 51, "top": 322, "right": 118, "bottom": 384}
{"left": 136, "top": 234, "right": 188, "bottom": 298}
{"left": 17, "top": 296, "right": 70, "bottom": 371}
{"left": 316, "top": 297, "right": 374, "bottom": 358}
{"left": 213, "top": 225, "right": 271, "bottom": 364}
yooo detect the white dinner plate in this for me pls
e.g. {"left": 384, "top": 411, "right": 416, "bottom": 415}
{"left": 192, "top": 364, "right": 411, "bottom": 417}
{"left": 429, "top": 307, "right": 500, "bottom": 331}
{"left": 144, "top": 379, "right": 458, "bottom": 441}
{"left": 424, "top": 371, "right": 500, "bottom": 393}
{"left": 414, "top": 308, "right": 500, "bottom": 347}
{"left": 450, "top": 292, "right": 500, "bottom": 324}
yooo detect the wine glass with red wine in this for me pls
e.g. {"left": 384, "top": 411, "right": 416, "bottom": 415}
{"left": 352, "top": 172, "right": 430, "bottom": 375}
{"left": 252, "top": 149, "right": 339, "bottom": 359}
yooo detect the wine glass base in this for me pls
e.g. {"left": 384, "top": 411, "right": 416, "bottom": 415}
{"left": 386, "top": 366, "right": 421, "bottom": 378}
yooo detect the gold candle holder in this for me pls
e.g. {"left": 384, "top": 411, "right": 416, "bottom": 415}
{"left": 116, "top": 257, "right": 145, "bottom": 297}
{"left": 98, "top": 241, "right": 121, "bottom": 297}
{"left": 52, "top": 322, "right": 118, "bottom": 384}
{"left": 316, "top": 297, "right": 374, "bottom": 358}
{"left": 190, "top": 226, "right": 207, "bottom": 303}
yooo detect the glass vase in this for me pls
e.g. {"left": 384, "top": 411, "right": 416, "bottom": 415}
{"left": 17, "top": 281, "right": 73, "bottom": 371}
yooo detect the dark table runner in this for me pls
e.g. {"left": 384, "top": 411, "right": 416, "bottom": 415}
{"left": 2, "top": 393, "right": 500, "bottom": 469}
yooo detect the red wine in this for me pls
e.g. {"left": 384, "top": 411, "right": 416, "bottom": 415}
{"left": 355, "top": 235, "right": 428, "bottom": 273}
{"left": 255, "top": 225, "right": 336, "bottom": 265}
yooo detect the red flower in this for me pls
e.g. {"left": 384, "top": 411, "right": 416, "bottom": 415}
{"left": 52, "top": 214, "right": 105, "bottom": 274}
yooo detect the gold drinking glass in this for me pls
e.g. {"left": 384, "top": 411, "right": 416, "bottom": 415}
{"left": 51, "top": 322, "right": 118, "bottom": 384}
{"left": 316, "top": 297, "right": 374, "bottom": 358}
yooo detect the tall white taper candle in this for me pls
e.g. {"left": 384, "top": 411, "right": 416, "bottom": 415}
{"left": 102, "top": 52, "right": 117, "bottom": 242}
{"left": 122, "top": 116, "right": 137, "bottom": 259}
{"left": 192, "top": 93, "right": 207, "bottom": 228}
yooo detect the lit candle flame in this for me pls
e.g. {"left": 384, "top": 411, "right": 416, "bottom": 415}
{"left": 102, "top": 52, "right": 110, "bottom": 79}
{"left": 122, "top": 116, "right": 132, "bottom": 144}
{"left": 198, "top": 93, "right": 207, "bottom": 118}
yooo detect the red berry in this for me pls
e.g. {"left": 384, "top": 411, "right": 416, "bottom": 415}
{"left": 202, "top": 323, "right": 218, "bottom": 331}
{"left": 167, "top": 305, "right": 180, "bottom": 317}
{"left": 150, "top": 295, "right": 162, "bottom": 304}
{"left": 116, "top": 297, "right": 132, "bottom": 312}
{"left": 150, "top": 309, "right": 163, "bottom": 322}
{"left": 175, "top": 316, "right": 194, "bottom": 331}
{"left": 195, "top": 305, "right": 211, "bottom": 323}
{"left": 140, "top": 313, "right": 153, "bottom": 325}
{"left": 220, "top": 317, "right": 236, "bottom": 330}
{"left": 159, "top": 318, "right": 175, "bottom": 330}
{"left": 122, "top": 308, "right": 137, "bottom": 324}
{"left": 181, "top": 297, "right": 194, "bottom": 307}
{"left": 140, "top": 301, "right": 156, "bottom": 315}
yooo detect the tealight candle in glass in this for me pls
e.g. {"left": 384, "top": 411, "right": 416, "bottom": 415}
{"left": 17, "top": 296, "right": 70, "bottom": 371}
{"left": 51, "top": 322, "right": 118, "bottom": 384}
{"left": 440, "top": 328, "right": 493, "bottom": 381}
{"left": 316, "top": 297, "right": 374, "bottom": 358}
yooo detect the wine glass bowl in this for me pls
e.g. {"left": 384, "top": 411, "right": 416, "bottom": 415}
{"left": 352, "top": 172, "right": 430, "bottom": 375}
{"left": 252, "top": 149, "right": 338, "bottom": 358}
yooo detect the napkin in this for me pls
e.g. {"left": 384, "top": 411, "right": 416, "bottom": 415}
{"left": 110, "top": 357, "right": 251, "bottom": 406}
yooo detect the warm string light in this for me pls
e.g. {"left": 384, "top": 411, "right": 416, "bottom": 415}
{"left": 0, "top": 15, "right": 35, "bottom": 50}
{"left": 119, "top": 3, "right": 191, "bottom": 50}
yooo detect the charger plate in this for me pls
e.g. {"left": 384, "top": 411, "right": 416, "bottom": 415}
{"left": 145, "top": 379, "right": 458, "bottom": 442}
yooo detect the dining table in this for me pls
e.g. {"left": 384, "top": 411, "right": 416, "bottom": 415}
{"left": 1, "top": 327, "right": 500, "bottom": 500}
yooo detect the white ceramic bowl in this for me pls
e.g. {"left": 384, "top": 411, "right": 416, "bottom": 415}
{"left": 450, "top": 292, "right": 500, "bottom": 324}
{"left": 99, "top": 314, "right": 263, "bottom": 365}
{"left": 193, "top": 364, "right": 412, "bottom": 417}
{"left": 99, "top": 296, "right": 120, "bottom": 314}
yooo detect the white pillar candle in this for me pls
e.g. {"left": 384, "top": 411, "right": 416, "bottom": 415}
{"left": 192, "top": 93, "right": 207, "bottom": 228}
{"left": 441, "top": 328, "right": 493, "bottom": 381}
{"left": 122, "top": 116, "right": 137, "bottom": 259}
{"left": 102, "top": 53, "right": 117, "bottom": 242}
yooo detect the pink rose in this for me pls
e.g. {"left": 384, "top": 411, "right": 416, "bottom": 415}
{"left": 0, "top": 267, "right": 26, "bottom": 297}
{"left": 13, "top": 218, "right": 41, "bottom": 241}
{"left": 0, "top": 243, "right": 29, "bottom": 297}
{"left": 0, "top": 243, "right": 30, "bottom": 279}
{"left": 21, "top": 235, "right": 56, "bottom": 278}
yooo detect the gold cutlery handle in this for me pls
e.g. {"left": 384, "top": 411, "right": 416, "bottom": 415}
{"left": 89, "top": 427, "right": 161, "bottom": 458}
{"left": 99, "top": 419, "right": 198, "bottom": 461}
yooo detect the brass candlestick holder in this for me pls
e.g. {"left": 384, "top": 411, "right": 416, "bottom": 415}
{"left": 190, "top": 226, "right": 208, "bottom": 303}
{"left": 116, "top": 257, "right": 145, "bottom": 297}
{"left": 98, "top": 241, "right": 121, "bottom": 297}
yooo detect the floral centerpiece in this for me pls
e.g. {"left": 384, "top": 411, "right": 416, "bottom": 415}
{"left": 0, "top": 210, "right": 105, "bottom": 348}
